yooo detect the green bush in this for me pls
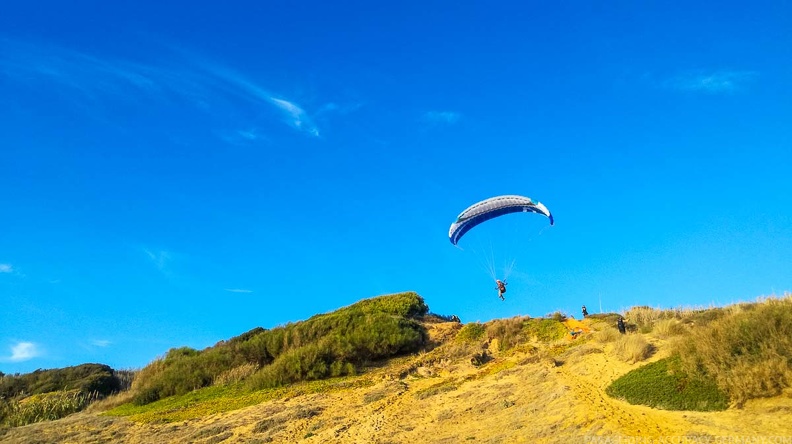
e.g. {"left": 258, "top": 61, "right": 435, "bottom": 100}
{"left": 523, "top": 318, "right": 567, "bottom": 342}
{"left": 606, "top": 356, "right": 728, "bottom": 411}
{"left": 131, "top": 292, "right": 430, "bottom": 404}
{"left": 486, "top": 317, "right": 528, "bottom": 351}
{"left": 0, "top": 364, "right": 122, "bottom": 400}
{"left": 547, "top": 311, "right": 567, "bottom": 322}
{"left": 456, "top": 323, "right": 486, "bottom": 343}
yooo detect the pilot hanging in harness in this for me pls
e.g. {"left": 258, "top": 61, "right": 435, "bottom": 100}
{"left": 495, "top": 279, "right": 508, "bottom": 301}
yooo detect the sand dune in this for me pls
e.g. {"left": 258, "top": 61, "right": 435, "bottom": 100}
{"left": 4, "top": 319, "right": 792, "bottom": 443}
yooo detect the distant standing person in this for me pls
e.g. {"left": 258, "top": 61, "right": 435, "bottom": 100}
{"left": 582, "top": 305, "right": 589, "bottom": 317}
{"left": 617, "top": 317, "right": 626, "bottom": 334}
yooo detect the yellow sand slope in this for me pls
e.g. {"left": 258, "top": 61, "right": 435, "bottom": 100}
{"left": 4, "top": 322, "right": 792, "bottom": 443}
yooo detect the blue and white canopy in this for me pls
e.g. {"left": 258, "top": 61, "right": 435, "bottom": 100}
{"left": 448, "top": 195, "right": 554, "bottom": 245}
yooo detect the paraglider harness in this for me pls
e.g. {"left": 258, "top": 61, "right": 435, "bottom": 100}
{"left": 496, "top": 280, "right": 507, "bottom": 300}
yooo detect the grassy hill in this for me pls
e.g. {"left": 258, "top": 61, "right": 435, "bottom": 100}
{"left": 2, "top": 291, "right": 792, "bottom": 443}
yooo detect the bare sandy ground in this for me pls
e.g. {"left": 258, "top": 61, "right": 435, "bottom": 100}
{"left": 4, "top": 321, "right": 792, "bottom": 444}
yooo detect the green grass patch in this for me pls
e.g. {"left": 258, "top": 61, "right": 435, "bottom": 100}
{"left": 606, "top": 356, "right": 728, "bottom": 411}
{"left": 523, "top": 318, "right": 567, "bottom": 342}
{"left": 475, "top": 359, "right": 516, "bottom": 379}
{"left": 106, "top": 376, "right": 372, "bottom": 423}
{"left": 456, "top": 323, "right": 486, "bottom": 343}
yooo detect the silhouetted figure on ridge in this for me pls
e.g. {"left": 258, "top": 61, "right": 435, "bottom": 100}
{"left": 617, "top": 317, "right": 626, "bottom": 334}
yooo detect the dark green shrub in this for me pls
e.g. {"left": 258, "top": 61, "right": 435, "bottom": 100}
{"left": 0, "top": 364, "right": 122, "bottom": 400}
{"left": 606, "top": 356, "right": 728, "bottom": 411}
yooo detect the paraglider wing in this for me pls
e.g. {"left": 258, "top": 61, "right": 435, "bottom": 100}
{"left": 448, "top": 195, "right": 553, "bottom": 245}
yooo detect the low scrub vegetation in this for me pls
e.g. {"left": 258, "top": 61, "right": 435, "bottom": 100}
{"left": 593, "top": 326, "right": 622, "bottom": 343}
{"left": 131, "top": 292, "right": 429, "bottom": 405}
{"left": 455, "top": 316, "right": 567, "bottom": 352}
{"left": 675, "top": 294, "right": 792, "bottom": 407}
{"left": 213, "top": 363, "right": 260, "bottom": 386}
{"left": 612, "top": 334, "right": 654, "bottom": 363}
{"left": 456, "top": 323, "right": 487, "bottom": 343}
{"left": 653, "top": 318, "right": 687, "bottom": 338}
{"left": 0, "top": 364, "right": 132, "bottom": 427}
{"left": 607, "top": 356, "right": 728, "bottom": 411}
{"left": 0, "top": 364, "right": 128, "bottom": 399}
{"left": 523, "top": 318, "right": 568, "bottom": 342}
{"left": 0, "top": 390, "right": 99, "bottom": 427}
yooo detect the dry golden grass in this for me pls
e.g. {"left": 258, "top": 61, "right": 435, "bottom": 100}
{"left": 652, "top": 318, "right": 687, "bottom": 338}
{"left": 213, "top": 363, "right": 260, "bottom": 386}
{"left": 612, "top": 334, "right": 654, "bottom": 363}
{"left": 84, "top": 390, "right": 136, "bottom": 413}
{"left": 675, "top": 293, "right": 792, "bottom": 407}
{"left": 593, "top": 326, "right": 621, "bottom": 343}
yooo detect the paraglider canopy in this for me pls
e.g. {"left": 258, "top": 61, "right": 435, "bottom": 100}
{"left": 448, "top": 195, "right": 553, "bottom": 246}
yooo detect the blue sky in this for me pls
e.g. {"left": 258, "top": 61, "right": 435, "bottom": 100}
{"left": 1, "top": 1, "right": 791, "bottom": 374}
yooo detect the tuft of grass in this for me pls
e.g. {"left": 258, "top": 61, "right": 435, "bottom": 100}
{"left": 612, "top": 334, "right": 654, "bottom": 363}
{"left": 213, "top": 362, "right": 259, "bottom": 386}
{"left": 547, "top": 311, "right": 567, "bottom": 322}
{"left": 675, "top": 294, "right": 792, "bottom": 407}
{"left": 653, "top": 319, "right": 687, "bottom": 338}
{"left": 593, "top": 326, "right": 621, "bottom": 343}
{"left": 456, "top": 323, "right": 486, "bottom": 343}
{"left": 85, "top": 389, "right": 135, "bottom": 413}
{"left": 606, "top": 356, "right": 728, "bottom": 411}
{"left": 624, "top": 306, "right": 669, "bottom": 332}
{"left": 586, "top": 313, "right": 622, "bottom": 325}
{"left": 486, "top": 316, "right": 534, "bottom": 351}
{"left": 0, "top": 390, "right": 99, "bottom": 427}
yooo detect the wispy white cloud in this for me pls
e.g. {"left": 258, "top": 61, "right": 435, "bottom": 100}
{"left": 197, "top": 62, "right": 321, "bottom": 137}
{"left": 317, "top": 101, "right": 363, "bottom": 116}
{"left": 217, "top": 128, "right": 269, "bottom": 146}
{"left": 144, "top": 249, "right": 171, "bottom": 272}
{"left": 0, "top": 264, "right": 12, "bottom": 273}
{"left": 225, "top": 288, "right": 253, "bottom": 294}
{"left": 269, "top": 97, "right": 319, "bottom": 136}
{"left": 92, "top": 339, "right": 111, "bottom": 347}
{"left": 0, "top": 39, "right": 324, "bottom": 138}
{"left": 665, "top": 70, "right": 758, "bottom": 94}
{"left": 236, "top": 129, "right": 261, "bottom": 141}
{"left": 422, "top": 111, "right": 461, "bottom": 125}
{"left": 3, "top": 341, "right": 42, "bottom": 362}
